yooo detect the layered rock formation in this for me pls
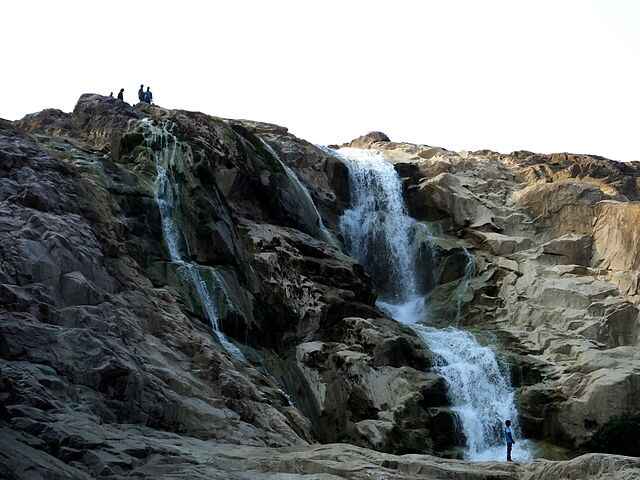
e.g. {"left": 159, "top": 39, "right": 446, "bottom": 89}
{"left": 1, "top": 96, "right": 639, "bottom": 479}
{"left": 362, "top": 135, "right": 640, "bottom": 453}
{"left": 0, "top": 95, "right": 452, "bottom": 478}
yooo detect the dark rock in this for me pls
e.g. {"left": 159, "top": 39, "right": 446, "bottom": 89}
{"left": 586, "top": 415, "right": 640, "bottom": 457}
{"left": 0, "top": 96, "right": 457, "bottom": 478}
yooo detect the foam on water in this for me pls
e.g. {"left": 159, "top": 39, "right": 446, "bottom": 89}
{"left": 336, "top": 147, "right": 417, "bottom": 301}
{"left": 336, "top": 146, "right": 531, "bottom": 462}
{"left": 412, "top": 325, "right": 532, "bottom": 461}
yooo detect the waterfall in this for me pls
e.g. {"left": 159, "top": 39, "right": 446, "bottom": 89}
{"left": 143, "top": 120, "right": 245, "bottom": 361}
{"left": 415, "top": 325, "right": 521, "bottom": 460}
{"left": 337, "top": 147, "right": 418, "bottom": 303}
{"left": 335, "top": 146, "right": 531, "bottom": 461}
{"left": 259, "top": 139, "right": 339, "bottom": 248}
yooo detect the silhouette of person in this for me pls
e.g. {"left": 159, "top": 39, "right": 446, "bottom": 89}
{"left": 117, "top": 88, "right": 124, "bottom": 101}
{"left": 138, "top": 84, "right": 144, "bottom": 103}
{"left": 143, "top": 86, "right": 153, "bottom": 104}
{"left": 505, "top": 420, "right": 515, "bottom": 462}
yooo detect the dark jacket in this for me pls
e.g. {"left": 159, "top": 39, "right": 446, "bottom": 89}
{"left": 505, "top": 427, "right": 515, "bottom": 444}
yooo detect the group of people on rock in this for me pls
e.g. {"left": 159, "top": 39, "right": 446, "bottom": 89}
{"left": 109, "top": 85, "right": 153, "bottom": 104}
{"left": 138, "top": 84, "right": 153, "bottom": 104}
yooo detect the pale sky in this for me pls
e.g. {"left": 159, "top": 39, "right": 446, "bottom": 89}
{"left": 2, "top": 1, "right": 639, "bottom": 160}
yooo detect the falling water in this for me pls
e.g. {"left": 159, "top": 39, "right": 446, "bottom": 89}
{"left": 336, "top": 146, "right": 531, "bottom": 461}
{"left": 419, "top": 325, "right": 522, "bottom": 460}
{"left": 143, "top": 119, "right": 245, "bottom": 361}
{"left": 260, "top": 139, "right": 339, "bottom": 248}
{"left": 337, "top": 147, "right": 418, "bottom": 302}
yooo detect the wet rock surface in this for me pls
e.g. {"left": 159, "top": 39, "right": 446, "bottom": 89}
{"left": 1, "top": 96, "right": 451, "bottom": 477}
{"left": 2, "top": 96, "right": 639, "bottom": 478}
{"left": 368, "top": 138, "right": 640, "bottom": 453}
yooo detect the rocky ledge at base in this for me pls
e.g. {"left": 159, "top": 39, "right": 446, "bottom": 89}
{"left": 3, "top": 426, "right": 640, "bottom": 479}
{"left": 1, "top": 95, "right": 639, "bottom": 479}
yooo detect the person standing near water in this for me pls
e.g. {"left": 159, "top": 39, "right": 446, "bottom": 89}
{"left": 138, "top": 84, "right": 145, "bottom": 103}
{"left": 117, "top": 88, "right": 124, "bottom": 101}
{"left": 505, "top": 420, "right": 515, "bottom": 461}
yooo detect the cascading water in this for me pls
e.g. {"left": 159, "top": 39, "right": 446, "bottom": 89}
{"left": 418, "top": 325, "right": 522, "bottom": 460}
{"left": 337, "top": 148, "right": 424, "bottom": 324}
{"left": 338, "top": 148, "right": 416, "bottom": 297}
{"left": 260, "top": 139, "right": 339, "bottom": 248}
{"left": 143, "top": 120, "right": 245, "bottom": 361}
{"left": 335, "top": 146, "right": 531, "bottom": 461}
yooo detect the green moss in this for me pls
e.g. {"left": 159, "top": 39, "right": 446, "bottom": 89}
{"left": 119, "top": 131, "right": 145, "bottom": 157}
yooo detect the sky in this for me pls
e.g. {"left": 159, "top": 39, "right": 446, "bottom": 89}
{"left": 2, "top": 0, "right": 639, "bottom": 160}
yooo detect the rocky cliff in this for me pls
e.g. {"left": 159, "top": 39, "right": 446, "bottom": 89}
{"left": 348, "top": 133, "right": 640, "bottom": 454}
{"left": 1, "top": 95, "right": 639, "bottom": 479}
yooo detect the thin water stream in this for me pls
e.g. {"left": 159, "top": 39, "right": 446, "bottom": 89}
{"left": 143, "top": 120, "right": 245, "bottom": 361}
{"left": 142, "top": 122, "right": 531, "bottom": 458}
{"left": 260, "top": 139, "right": 339, "bottom": 247}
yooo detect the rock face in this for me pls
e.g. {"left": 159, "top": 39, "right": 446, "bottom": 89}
{"left": 0, "top": 95, "right": 462, "bottom": 479}
{"left": 2, "top": 96, "right": 639, "bottom": 479}
{"left": 0, "top": 113, "right": 307, "bottom": 457}
{"left": 366, "top": 139, "right": 640, "bottom": 451}
{"left": 4, "top": 428, "right": 639, "bottom": 480}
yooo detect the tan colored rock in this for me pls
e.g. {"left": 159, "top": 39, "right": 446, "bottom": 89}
{"left": 541, "top": 234, "right": 593, "bottom": 266}
{"left": 470, "top": 231, "right": 535, "bottom": 256}
{"left": 413, "top": 173, "right": 496, "bottom": 228}
{"left": 360, "top": 137, "right": 640, "bottom": 452}
{"left": 512, "top": 180, "right": 610, "bottom": 239}
{"left": 523, "top": 453, "right": 640, "bottom": 480}
{"left": 593, "top": 201, "right": 640, "bottom": 271}
{"left": 555, "top": 347, "right": 640, "bottom": 446}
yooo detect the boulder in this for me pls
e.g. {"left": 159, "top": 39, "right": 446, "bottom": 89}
{"left": 343, "top": 131, "right": 391, "bottom": 149}
{"left": 555, "top": 347, "right": 640, "bottom": 447}
{"left": 470, "top": 231, "right": 535, "bottom": 256}
{"left": 541, "top": 234, "right": 593, "bottom": 266}
{"left": 410, "top": 173, "right": 496, "bottom": 228}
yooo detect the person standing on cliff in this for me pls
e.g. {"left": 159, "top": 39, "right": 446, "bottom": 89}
{"left": 117, "top": 88, "right": 124, "bottom": 101}
{"left": 143, "top": 86, "right": 153, "bottom": 104}
{"left": 505, "top": 420, "right": 515, "bottom": 461}
{"left": 138, "top": 84, "right": 145, "bottom": 103}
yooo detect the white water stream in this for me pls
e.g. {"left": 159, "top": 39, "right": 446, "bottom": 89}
{"left": 260, "top": 139, "right": 339, "bottom": 248}
{"left": 143, "top": 120, "right": 245, "bottom": 361}
{"left": 336, "top": 147, "right": 531, "bottom": 461}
